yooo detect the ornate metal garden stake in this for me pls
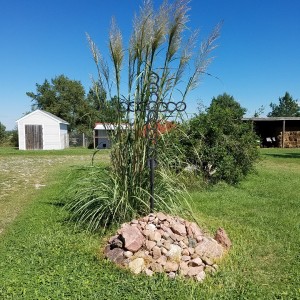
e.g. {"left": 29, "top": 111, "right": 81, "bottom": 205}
{"left": 120, "top": 71, "right": 186, "bottom": 212}
{"left": 145, "top": 72, "right": 186, "bottom": 212}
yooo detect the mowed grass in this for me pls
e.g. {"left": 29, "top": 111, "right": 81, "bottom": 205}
{"left": 0, "top": 147, "right": 110, "bottom": 234}
{"left": 0, "top": 147, "right": 299, "bottom": 299}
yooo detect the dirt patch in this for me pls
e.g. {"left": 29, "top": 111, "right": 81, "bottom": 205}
{"left": 0, "top": 155, "right": 90, "bottom": 235}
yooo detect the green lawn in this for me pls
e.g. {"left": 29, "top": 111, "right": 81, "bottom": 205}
{"left": 0, "top": 147, "right": 299, "bottom": 299}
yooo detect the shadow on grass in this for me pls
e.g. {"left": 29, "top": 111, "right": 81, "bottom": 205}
{"left": 44, "top": 201, "right": 65, "bottom": 207}
{"left": 264, "top": 153, "right": 300, "bottom": 159}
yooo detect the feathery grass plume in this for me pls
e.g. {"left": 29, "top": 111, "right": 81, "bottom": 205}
{"left": 66, "top": 0, "right": 221, "bottom": 232}
{"left": 186, "top": 21, "right": 222, "bottom": 94}
{"left": 109, "top": 17, "right": 124, "bottom": 100}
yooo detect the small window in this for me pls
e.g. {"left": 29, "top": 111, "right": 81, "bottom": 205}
{"left": 103, "top": 144, "right": 106, "bottom": 148}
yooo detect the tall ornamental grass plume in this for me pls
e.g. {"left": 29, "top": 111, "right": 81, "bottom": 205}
{"left": 66, "top": 0, "right": 221, "bottom": 231}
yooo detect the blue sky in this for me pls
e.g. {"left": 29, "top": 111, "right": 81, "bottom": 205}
{"left": 1, "top": 0, "right": 299, "bottom": 130}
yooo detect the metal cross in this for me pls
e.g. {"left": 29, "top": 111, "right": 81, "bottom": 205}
{"left": 120, "top": 71, "right": 186, "bottom": 212}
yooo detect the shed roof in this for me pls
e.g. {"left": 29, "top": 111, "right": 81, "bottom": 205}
{"left": 16, "top": 109, "right": 69, "bottom": 125}
{"left": 94, "top": 123, "right": 127, "bottom": 130}
{"left": 243, "top": 117, "right": 300, "bottom": 122}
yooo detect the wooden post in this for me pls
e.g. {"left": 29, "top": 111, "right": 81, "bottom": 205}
{"left": 282, "top": 120, "right": 286, "bottom": 148}
{"left": 93, "top": 129, "right": 96, "bottom": 149}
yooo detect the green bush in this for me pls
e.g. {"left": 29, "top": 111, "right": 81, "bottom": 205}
{"left": 0, "top": 122, "right": 6, "bottom": 144}
{"left": 170, "top": 94, "right": 259, "bottom": 184}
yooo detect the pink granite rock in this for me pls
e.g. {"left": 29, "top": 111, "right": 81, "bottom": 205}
{"left": 171, "top": 222, "right": 187, "bottom": 236}
{"left": 164, "top": 261, "right": 179, "bottom": 272}
{"left": 105, "top": 213, "right": 230, "bottom": 282}
{"left": 214, "top": 227, "right": 232, "bottom": 250}
{"left": 152, "top": 246, "right": 162, "bottom": 260}
{"left": 121, "top": 225, "right": 145, "bottom": 252}
{"left": 187, "top": 266, "right": 204, "bottom": 277}
{"left": 188, "top": 257, "right": 203, "bottom": 267}
{"left": 195, "top": 237, "right": 223, "bottom": 260}
{"left": 157, "top": 212, "right": 167, "bottom": 221}
{"left": 145, "top": 240, "right": 156, "bottom": 251}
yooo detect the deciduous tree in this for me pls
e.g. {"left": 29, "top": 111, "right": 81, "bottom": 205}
{"left": 26, "top": 75, "right": 89, "bottom": 132}
{"left": 268, "top": 92, "right": 300, "bottom": 117}
{"left": 0, "top": 122, "right": 6, "bottom": 143}
{"left": 184, "top": 93, "right": 259, "bottom": 184}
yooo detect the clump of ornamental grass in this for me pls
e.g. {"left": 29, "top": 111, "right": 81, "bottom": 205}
{"left": 66, "top": 0, "right": 221, "bottom": 231}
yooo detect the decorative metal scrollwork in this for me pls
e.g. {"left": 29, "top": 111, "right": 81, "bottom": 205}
{"left": 120, "top": 71, "right": 187, "bottom": 212}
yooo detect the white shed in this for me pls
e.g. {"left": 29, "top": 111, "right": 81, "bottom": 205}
{"left": 94, "top": 123, "right": 128, "bottom": 149}
{"left": 16, "top": 110, "right": 69, "bottom": 150}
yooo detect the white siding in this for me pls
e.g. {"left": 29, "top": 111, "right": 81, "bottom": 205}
{"left": 60, "top": 124, "right": 69, "bottom": 149}
{"left": 17, "top": 110, "right": 69, "bottom": 150}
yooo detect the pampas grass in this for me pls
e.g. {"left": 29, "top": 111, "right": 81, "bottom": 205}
{"left": 66, "top": 0, "right": 220, "bottom": 231}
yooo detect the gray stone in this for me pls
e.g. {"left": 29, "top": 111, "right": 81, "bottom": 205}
{"left": 196, "top": 235, "right": 204, "bottom": 243}
{"left": 142, "top": 229, "right": 152, "bottom": 237}
{"left": 188, "top": 237, "right": 197, "bottom": 248}
{"left": 163, "top": 240, "right": 171, "bottom": 250}
{"left": 111, "top": 238, "right": 123, "bottom": 249}
{"left": 174, "top": 234, "right": 185, "bottom": 242}
{"left": 142, "top": 216, "right": 149, "bottom": 223}
{"left": 104, "top": 244, "right": 111, "bottom": 256}
{"left": 168, "top": 272, "right": 176, "bottom": 279}
{"left": 156, "top": 240, "right": 163, "bottom": 247}
{"left": 108, "top": 235, "right": 119, "bottom": 244}
{"left": 152, "top": 231, "right": 161, "bottom": 242}
{"left": 105, "top": 248, "right": 124, "bottom": 265}
{"left": 179, "top": 240, "right": 187, "bottom": 249}
{"left": 134, "top": 250, "right": 146, "bottom": 258}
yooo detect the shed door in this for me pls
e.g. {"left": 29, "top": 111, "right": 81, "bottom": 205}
{"left": 25, "top": 125, "right": 43, "bottom": 150}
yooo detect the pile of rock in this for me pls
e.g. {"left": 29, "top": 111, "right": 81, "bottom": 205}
{"left": 104, "top": 212, "right": 231, "bottom": 282}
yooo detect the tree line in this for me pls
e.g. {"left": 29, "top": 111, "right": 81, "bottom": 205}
{"left": 26, "top": 74, "right": 122, "bottom": 135}
{"left": 1, "top": 75, "right": 298, "bottom": 148}
{"left": 26, "top": 74, "right": 300, "bottom": 136}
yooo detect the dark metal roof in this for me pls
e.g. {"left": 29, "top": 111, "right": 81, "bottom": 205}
{"left": 243, "top": 117, "right": 300, "bottom": 121}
